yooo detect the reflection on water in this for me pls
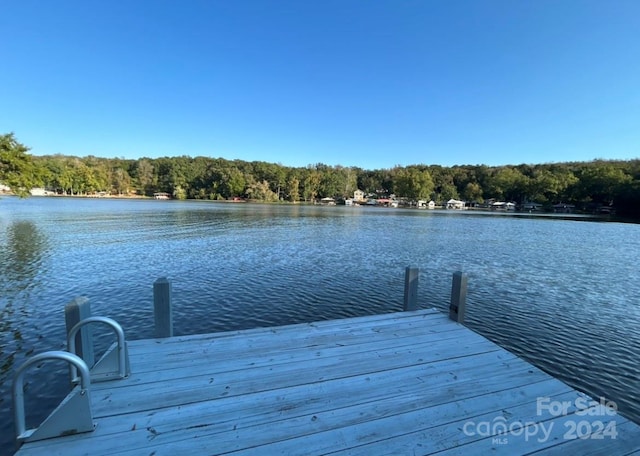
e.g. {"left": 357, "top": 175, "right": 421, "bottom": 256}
{"left": 0, "top": 197, "right": 639, "bottom": 454}
{"left": 0, "top": 221, "right": 48, "bottom": 289}
{"left": 0, "top": 216, "right": 54, "bottom": 452}
{"left": 0, "top": 220, "right": 49, "bottom": 374}
{"left": 0, "top": 219, "right": 52, "bottom": 452}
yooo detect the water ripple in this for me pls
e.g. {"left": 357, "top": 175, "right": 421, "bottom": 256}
{"left": 0, "top": 198, "right": 639, "bottom": 454}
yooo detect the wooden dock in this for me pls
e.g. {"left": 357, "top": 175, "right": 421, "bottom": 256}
{"left": 15, "top": 308, "right": 640, "bottom": 455}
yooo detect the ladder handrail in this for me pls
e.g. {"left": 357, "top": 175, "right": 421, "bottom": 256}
{"left": 67, "top": 316, "right": 128, "bottom": 382}
{"left": 13, "top": 351, "right": 91, "bottom": 440}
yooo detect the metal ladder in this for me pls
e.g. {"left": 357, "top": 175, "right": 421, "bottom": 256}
{"left": 12, "top": 316, "right": 130, "bottom": 445}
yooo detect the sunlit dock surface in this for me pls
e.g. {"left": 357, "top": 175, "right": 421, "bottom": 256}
{"left": 15, "top": 309, "right": 640, "bottom": 455}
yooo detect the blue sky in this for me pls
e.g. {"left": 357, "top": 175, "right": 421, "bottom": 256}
{"left": 1, "top": 0, "right": 638, "bottom": 169}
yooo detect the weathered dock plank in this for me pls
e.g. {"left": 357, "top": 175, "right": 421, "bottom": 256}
{"left": 124, "top": 311, "right": 465, "bottom": 374}
{"left": 15, "top": 309, "right": 640, "bottom": 455}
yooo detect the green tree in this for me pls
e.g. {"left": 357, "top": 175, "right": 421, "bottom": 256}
{"left": 246, "top": 180, "right": 278, "bottom": 202}
{"left": 526, "top": 167, "right": 578, "bottom": 203}
{"left": 303, "top": 169, "right": 321, "bottom": 202}
{"left": 220, "top": 167, "right": 246, "bottom": 198}
{"left": 134, "top": 159, "right": 155, "bottom": 195}
{"left": 358, "top": 170, "right": 382, "bottom": 195}
{"left": 59, "top": 159, "right": 76, "bottom": 194}
{"left": 286, "top": 175, "right": 300, "bottom": 202}
{"left": 318, "top": 166, "right": 343, "bottom": 198}
{"left": 367, "top": 169, "right": 393, "bottom": 196}
{"left": 17, "top": 145, "right": 640, "bottom": 213}
{"left": 487, "top": 167, "right": 528, "bottom": 202}
{"left": 85, "top": 157, "right": 110, "bottom": 192}
{"left": 392, "top": 167, "right": 435, "bottom": 200}
{"left": 462, "top": 182, "right": 484, "bottom": 202}
{"left": 111, "top": 167, "right": 132, "bottom": 195}
{"left": 576, "top": 162, "right": 632, "bottom": 204}
{"left": 156, "top": 157, "right": 189, "bottom": 196}
{"left": 0, "top": 133, "right": 40, "bottom": 197}
{"left": 252, "top": 161, "right": 286, "bottom": 199}
{"left": 36, "top": 155, "right": 65, "bottom": 193}
{"left": 429, "top": 166, "right": 460, "bottom": 202}
{"left": 342, "top": 167, "right": 359, "bottom": 198}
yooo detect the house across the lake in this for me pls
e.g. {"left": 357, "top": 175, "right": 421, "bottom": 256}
{"left": 491, "top": 201, "right": 516, "bottom": 211}
{"left": 319, "top": 197, "right": 336, "bottom": 206}
{"left": 522, "top": 202, "right": 544, "bottom": 211}
{"left": 446, "top": 199, "right": 466, "bottom": 209}
{"left": 417, "top": 200, "right": 436, "bottom": 209}
{"left": 553, "top": 203, "right": 575, "bottom": 213}
{"left": 29, "top": 188, "right": 56, "bottom": 196}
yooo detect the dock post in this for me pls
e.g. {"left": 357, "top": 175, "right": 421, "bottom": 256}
{"left": 64, "top": 297, "right": 95, "bottom": 367}
{"left": 154, "top": 277, "right": 173, "bottom": 338}
{"left": 449, "top": 271, "right": 468, "bottom": 323}
{"left": 403, "top": 266, "right": 419, "bottom": 311}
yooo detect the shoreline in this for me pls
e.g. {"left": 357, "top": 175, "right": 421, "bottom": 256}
{"left": 3, "top": 191, "right": 634, "bottom": 221}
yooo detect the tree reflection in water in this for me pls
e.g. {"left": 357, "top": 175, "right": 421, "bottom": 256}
{"left": 0, "top": 220, "right": 49, "bottom": 405}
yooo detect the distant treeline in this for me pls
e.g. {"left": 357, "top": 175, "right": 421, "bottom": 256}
{"left": 30, "top": 154, "right": 640, "bottom": 216}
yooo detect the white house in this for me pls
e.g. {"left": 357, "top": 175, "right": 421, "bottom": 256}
{"left": 30, "top": 188, "right": 47, "bottom": 196}
{"left": 446, "top": 199, "right": 466, "bottom": 210}
{"left": 320, "top": 197, "right": 336, "bottom": 206}
{"left": 353, "top": 190, "right": 365, "bottom": 202}
{"left": 491, "top": 201, "right": 516, "bottom": 211}
{"left": 417, "top": 200, "right": 436, "bottom": 209}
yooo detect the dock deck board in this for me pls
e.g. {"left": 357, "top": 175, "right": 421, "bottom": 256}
{"left": 15, "top": 309, "right": 640, "bottom": 455}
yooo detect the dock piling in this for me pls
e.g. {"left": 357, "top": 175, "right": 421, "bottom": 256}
{"left": 154, "top": 277, "right": 173, "bottom": 337}
{"left": 449, "top": 271, "right": 468, "bottom": 323}
{"left": 403, "top": 266, "right": 419, "bottom": 311}
{"left": 64, "top": 297, "right": 95, "bottom": 368}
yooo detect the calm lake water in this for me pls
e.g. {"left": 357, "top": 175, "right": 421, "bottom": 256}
{"left": 1, "top": 197, "right": 639, "bottom": 453}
